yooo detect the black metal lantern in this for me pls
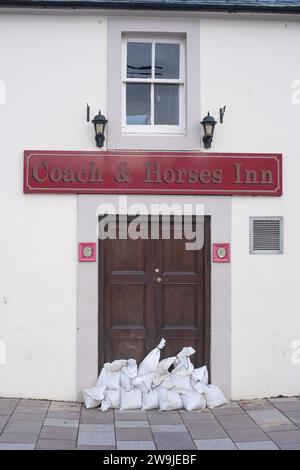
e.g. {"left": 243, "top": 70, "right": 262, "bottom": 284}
{"left": 92, "top": 110, "right": 108, "bottom": 148}
{"left": 201, "top": 112, "right": 217, "bottom": 149}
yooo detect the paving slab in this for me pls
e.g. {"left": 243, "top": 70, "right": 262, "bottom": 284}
{"left": 282, "top": 410, "right": 300, "bottom": 426}
{"left": 77, "top": 431, "right": 115, "bottom": 446}
{"left": 185, "top": 423, "right": 228, "bottom": 440}
{"left": 148, "top": 411, "right": 184, "bottom": 424}
{"left": 115, "top": 420, "right": 149, "bottom": 428}
{"left": 153, "top": 431, "right": 196, "bottom": 450}
{"left": 279, "top": 443, "right": 300, "bottom": 450}
{"left": 226, "top": 427, "right": 269, "bottom": 443}
{"left": 179, "top": 410, "right": 216, "bottom": 421}
{"left": 247, "top": 409, "right": 292, "bottom": 426}
{"left": 4, "top": 421, "right": 43, "bottom": 434}
{"left": 0, "top": 432, "right": 39, "bottom": 444}
{"left": 46, "top": 410, "right": 81, "bottom": 420}
{"left": 239, "top": 399, "right": 274, "bottom": 411}
{"left": 236, "top": 440, "right": 279, "bottom": 450}
{"left": 0, "top": 443, "right": 36, "bottom": 450}
{"left": 36, "top": 439, "right": 76, "bottom": 450}
{"left": 260, "top": 422, "right": 298, "bottom": 432}
{"left": 117, "top": 441, "right": 156, "bottom": 450}
{"left": 116, "top": 428, "right": 153, "bottom": 441}
{"left": 9, "top": 412, "right": 47, "bottom": 422}
{"left": 0, "top": 416, "right": 9, "bottom": 428}
{"left": 216, "top": 414, "right": 257, "bottom": 430}
{"left": 39, "top": 425, "right": 78, "bottom": 440}
{"left": 44, "top": 418, "right": 79, "bottom": 428}
{"left": 195, "top": 438, "right": 237, "bottom": 450}
{"left": 267, "top": 429, "right": 300, "bottom": 445}
{"left": 150, "top": 424, "right": 187, "bottom": 432}
{"left": 115, "top": 411, "right": 148, "bottom": 421}
{"left": 49, "top": 402, "right": 82, "bottom": 411}
{"left": 19, "top": 399, "right": 49, "bottom": 408}
{"left": 76, "top": 445, "right": 116, "bottom": 450}
{"left": 80, "top": 411, "right": 114, "bottom": 424}
{"left": 79, "top": 424, "right": 114, "bottom": 433}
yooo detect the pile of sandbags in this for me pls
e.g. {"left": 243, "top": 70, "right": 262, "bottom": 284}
{"left": 83, "top": 338, "right": 227, "bottom": 412}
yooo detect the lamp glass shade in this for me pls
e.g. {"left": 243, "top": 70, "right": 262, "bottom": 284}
{"left": 95, "top": 122, "right": 105, "bottom": 135}
{"left": 204, "top": 123, "right": 214, "bottom": 137}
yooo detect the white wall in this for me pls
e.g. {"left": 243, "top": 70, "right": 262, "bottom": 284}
{"left": 200, "top": 17, "right": 300, "bottom": 398}
{"left": 0, "top": 13, "right": 107, "bottom": 400}
{"left": 1, "top": 10, "right": 299, "bottom": 401}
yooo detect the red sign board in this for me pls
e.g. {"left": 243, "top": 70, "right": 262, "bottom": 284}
{"left": 24, "top": 151, "right": 282, "bottom": 196}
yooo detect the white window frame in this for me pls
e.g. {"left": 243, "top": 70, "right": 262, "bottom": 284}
{"left": 122, "top": 35, "right": 186, "bottom": 136}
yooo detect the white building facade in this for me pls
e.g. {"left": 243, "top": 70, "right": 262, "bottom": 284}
{"left": 0, "top": 0, "right": 300, "bottom": 402}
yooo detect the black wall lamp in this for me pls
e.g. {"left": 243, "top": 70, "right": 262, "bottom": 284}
{"left": 201, "top": 106, "right": 226, "bottom": 149}
{"left": 92, "top": 110, "right": 108, "bottom": 148}
{"left": 86, "top": 104, "right": 108, "bottom": 148}
{"left": 201, "top": 112, "right": 217, "bottom": 149}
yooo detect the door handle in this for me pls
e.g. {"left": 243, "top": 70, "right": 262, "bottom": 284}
{"left": 156, "top": 277, "right": 162, "bottom": 283}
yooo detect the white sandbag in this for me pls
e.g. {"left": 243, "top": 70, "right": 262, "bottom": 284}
{"left": 100, "top": 389, "right": 121, "bottom": 411}
{"left": 170, "top": 373, "right": 194, "bottom": 392}
{"left": 132, "top": 373, "right": 153, "bottom": 393}
{"left": 191, "top": 365, "right": 209, "bottom": 393}
{"left": 138, "top": 338, "right": 166, "bottom": 376}
{"left": 120, "top": 359, "right": 137, "bottom": 391}
{"left": 192, "top": 366, "right": 209, "bottom": 384}
{"left": 152, "top": 375, "right": 175, "bottom": 391}
{"left": 97, "top": 359, "right": 127, "bottom": 390}
{"left": 170, "top": 350, "right": 194, "bottom": 392}
{"left": 174, "top": 347, "right": 195, "bottom": 368}
{"left": 158, "top": 388, "right": 183, "bottom": 411}
{"left": 181, "top": 391, "right": 206, "bottom": 412}
{"left": 83, "top": 384, "right": 106, "bottom": 409}
{"left": 192, "top": 380, "right": 209, "bottom": 394}
{"left": 120, "top": 388, "right": 142, "bottom": 411}
{"left": 152, "top": 356, "right": 176, "bottom": 388}
{"left": 205, "top": 384, "right": 227, "bottom": 409}
{"left": 142, "top": 390, "right": 159, "bottom": 410}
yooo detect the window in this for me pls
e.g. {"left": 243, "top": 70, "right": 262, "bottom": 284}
{"left": 122, "top": 36, "right": 185, "bottom": 134}
{"left": 249, "top": 217, "right": 284, "bottom": 254}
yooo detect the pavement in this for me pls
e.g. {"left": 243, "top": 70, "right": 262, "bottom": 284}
{"left": 1, "top": 397, "right": 300, "bottom": 450}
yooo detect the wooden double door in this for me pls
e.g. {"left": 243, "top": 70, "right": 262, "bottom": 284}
{"left": 98, "top": 216, "right": 211, "bottom": 370}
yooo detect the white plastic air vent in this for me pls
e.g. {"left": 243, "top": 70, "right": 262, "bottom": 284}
{"left": 249, "top": 217, "right": 283, "bottom": 255}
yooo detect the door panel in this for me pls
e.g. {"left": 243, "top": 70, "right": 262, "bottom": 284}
{"left": 99, "top": 216, "right": 210, "bottom": 371}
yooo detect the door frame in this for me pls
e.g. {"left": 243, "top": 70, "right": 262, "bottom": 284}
{"left": 97, "top": 214, "right": 211, "bottom": 374}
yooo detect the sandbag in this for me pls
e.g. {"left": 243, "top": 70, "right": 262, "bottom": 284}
{"left": 83, "top": 384, "right": 106, "bottom": 409}
{"left": 170, "top": 348, "right": 195, "bottom": 392}
{"left": 192, "top": 366, "right": 209, "bottom": 384}
{"left": 205, "top": 384, "right": 227, "bottom": 409}
{"left": 191, "top": 365, "right": 209, "bottom": 393}
{"left": 174, "top": 347, "right": 195, "bottom": 369}
{"left": 138, "top": 338, "right": 165, "bottom": 376}
{"left": 97, "top": 359, "right": 127, "bottom": 390}
{"left": 152, "top": 375, "right": 174, "bottom": 391}
{"left": 158, "top": 388, "right": 183, "bottom": 411}
{"left": 142, "top": 390, "right": 159, "bottom": 411}
{"left": 120, "top": 359, "right": 137, "bottom": 391}
{"left": 132, "top": 373, "right": 153, "bottom": 393}
{"left": 100, "top": 389, "right": 120, "bottom": 411}
{"left": 120, "top": 388, "right": 142, "bottom": 411}
{"left": 170, "top": 372, "right": 194, "bottom": 392}
{"left": 152, "top": 356, "right": 176, "bottom": 388}
{"left": 181, "top": 391, "right": 206, "bottom": 412}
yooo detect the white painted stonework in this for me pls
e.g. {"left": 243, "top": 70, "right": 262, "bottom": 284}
{"left": 0, "top": 10, "right": 299, "bottom": 400}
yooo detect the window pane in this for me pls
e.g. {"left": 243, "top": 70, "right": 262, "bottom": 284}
{"left": 155, "top": 43, "right": 180, "bottom": 79}
{"left": 127, "top": 42, "right": 152, "bottom": 79}
{"left": 126, "top": 83, "right": 151, "bottom": 125}
{"left": 154, "top": 84, "right": 179, "bottom": 125}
